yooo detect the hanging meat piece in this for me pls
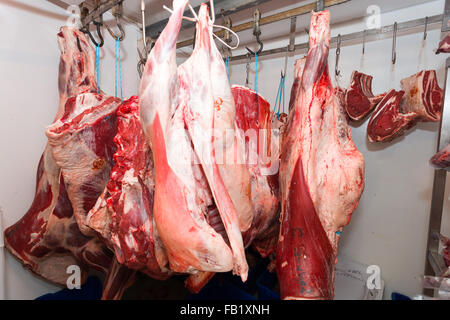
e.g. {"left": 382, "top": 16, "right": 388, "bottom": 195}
{"left": 4, "top": 27, "right": 112, "bottom": 286}
{"left": 400, "top": 70, "right": 443, "bottom": 122}
{"left": 277, "top": 10, "right": 365, "bottom": 300}
{"left": 46, "top": 93, "right": 122, "bottom": 236}
{"left": 436, "top": 33, "right": 450, "bottom": 54}
{"left": 430, "top": 143, "right": 450, "bottom": 170}
{"left": 86, "top": 96, "right": 170, "bottom": 280}
{"left": 232, "top": 85, "right": 280, "bottom": 257}
{"left": 344, "top": 71, "right": 385, "bottom": 121}
{"left": 139, "top": 0, "right": 235, "bottom": 278}
{"left": 177, "top": 4, "right": 249, "bottom": 280}
{"left": 367, "top": 89, "right": 410, "bottom": 142}
{"left": 367, "top": 70, "right": 443, "bottom": 142}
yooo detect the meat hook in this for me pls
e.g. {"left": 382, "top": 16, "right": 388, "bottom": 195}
{"left": 80, "top": 2, "right": 104, "bottom": 48}
{"left": 105, "top": 2, "right": 125, "bottom": 41}
{"left": 362, "top": 29, "right": 366, "bottom": 55}
{"left": 245, "top": 53, "right": 251, "bottom": 87}
{"left": 392, "top": 22, "right": 397, "bottom": 64}
{"left": 245, "top": 9, "right": 263, "bottom": 55}
{"left": 423, "top": 16, "right": 428, "bottom": 40}
{"left": 335, "top": 34, "right": 341, "bottom": 77}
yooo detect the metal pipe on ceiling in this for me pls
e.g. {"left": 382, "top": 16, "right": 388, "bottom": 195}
{"left": 227, "top": 14, "right": 442, "bottom": 62}
{"left": 176, "top": 0, "right": 350, "bottom": 49}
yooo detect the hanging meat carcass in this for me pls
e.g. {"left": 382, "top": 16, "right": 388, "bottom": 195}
{"left": 86, "top": 96, "right": 170, "bottom": 280}
{"left": 4, "top": 27, "right": 112, "bottom": 287}
{"left": 277, "top": 10, "right": 365, "bottom": 300}
{"left": 232, "top": 85, "right": 280, "bottom": 257}
{"left": 343, "top": 71, "right": 385, "bottom": 121}
{"left": 367, "top": 70, "right": 443, "bottom": 142}
{"left": 139, "top": 0, "right": 249, "bottom": 280}
{"left": 430, "top": 143, "right": 450, "bottom": 170}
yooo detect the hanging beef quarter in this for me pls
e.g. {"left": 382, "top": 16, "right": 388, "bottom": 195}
{"left": 232, "top": 85, "right": 280, "bottom": 257}
{"left": 86, "top": 96, "right": 170, "bottom": 280}
{"left": 139, "top": 0, "right": 236, "bottom": 278}
{"left": 430, "top": 143, "right": 450, "bottom": 170}
{"left": 4, "top": 27, "right": 112, "bottom": 286}
{"left": 344, "top": 71, "right": 386, "bottom": 121}
{"left": 367, "top": 70, "right": 443, "bottom": 142}
{"left": 277, "top": 10, "right": 365, "bottom": 300}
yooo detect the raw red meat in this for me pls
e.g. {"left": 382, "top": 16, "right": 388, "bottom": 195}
{"left": 277, "top": 10, "right": 365, "bottom": 300}
{"left": 367, "top": 89, "right": 409, "bottom": 142}
{"left": 4, "top": 27, "right": 112, "bottom": 286}
{"left": 436, "top": 33, "right": 450, "bottom": 54}
{"left": 430, "top": 143, "right": 450, "bottom": 170}
{"left": 87, "top": 96, "right": 170, "bottom": 280}
{"left": 344, "top": 71, "right": 385, "bottom": 121}
{"left": 288, "top": 57, "right": 306, "bottom": 112}
{"left": 46, "top": 93, "right": 122, "bottom": 236}
{"left": 400, "top": 70, "right": 443, "bottom": 122}
{"left": 367, "top": 70, "right": 443, "bottom": 142}
{"left": 139, "top": 0, "right": 240, "bottom": 279}
{"left": 232, "top": 85, "right": 280, "bottom": 257}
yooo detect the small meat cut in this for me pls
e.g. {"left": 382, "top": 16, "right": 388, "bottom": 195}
{"left": 430, "top": 143, "right": 450, "bottom": 170}
{"left": 344, "top": 71, "right": 385, "bottom": 121}
{"left": 277, "top": 10, "right": 365, "bottom": 300}
{"left": 139, "top": 0, "right": 249, "bottom": 281}
{"left": 368, "top": 70, "right": 443, "bottom": 142}
{"left": 436, "top": 33, "right": 450, "bottom": 54}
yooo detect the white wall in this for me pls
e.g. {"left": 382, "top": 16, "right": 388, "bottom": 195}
{"left": 0, "top": 0, "right": 140, "bottom": 299}
{"left": 226, "top": 0, "right": 449, "bottom": 299}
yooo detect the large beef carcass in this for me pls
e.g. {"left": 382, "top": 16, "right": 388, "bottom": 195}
{"left": 4, "top": 27, "right": 112, "bottom": 287}
{"left": 86, "top": 96, "right": 170, "bottom": 280}
{"left": 277, "top": 10, "right": 365, "bottom": 300}
{"left": 343, "top": 71, "right": 385, "bottom": 121}
{"left": 367, "top": 70, "right": 443, "bottom": 142}
{"left": 430, "top": 143, "right": 450, "bottom": 170}
{"left": 232, "top": 85, "right": 280, "bottom": 257}
{"left": 436, "top": 33, "right": 450, "bottom": 54}
{"left": 139, "top": 0, "right": 248, "bottom": 280}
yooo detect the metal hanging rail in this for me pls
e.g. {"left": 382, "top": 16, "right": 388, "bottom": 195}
{"left": 147, "top": 0, "right": 272, "bottom": 39}
{"left": 227, "top": 14, "right": 443, "bottom": 62}
{"left": 176, "top": 0, "right": 349, "bottom": 49}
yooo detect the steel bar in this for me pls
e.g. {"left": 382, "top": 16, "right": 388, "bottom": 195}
{"left": 146, "top": 0, "right": 271, "bottom": 39}
{"left": 81, "top": 0, "right": 124, "bottom": 26}
{"left": 423, "top": 55, "right": 450, "bottom": 297}
{"left": 227, "top": 14, "right": 442, "bottom": 62}
{"left": 176, "top": 0, "right": 350, "bottom": 49}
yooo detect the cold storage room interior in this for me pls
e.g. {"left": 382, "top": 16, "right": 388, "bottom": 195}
{"left": 0, "top": 0, "right": 449, "bottom": 300}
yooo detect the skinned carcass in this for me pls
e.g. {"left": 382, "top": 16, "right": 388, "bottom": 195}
{"left": 86, "top": 96, "right": 170, "bottom": 280}
{"left": 139, "top": 0, "right": 248, "bottom": 280}
{"left": 4, "top": 27, "right": 112, "bottom": 287}
{"left": 344, "top": 71, "right": 385, "bottom": 121}
{"left": 367, "top": 70, "right": 443, "bottom": 142}
{"left": 232, "top": 85, "right": 280, "bottom": 257}
{"left": 277, "top": 10, "right": 365, "bottom": 300}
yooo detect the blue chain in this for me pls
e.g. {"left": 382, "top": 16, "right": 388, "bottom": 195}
{"left": 96, "top": 44, "right": 100, "bottom": 94}
{"left": 254, "top": 52, "right": 258, "bottom": 95}
{"left": 226, "top": 57, "right": 231, "bottom": 84}
{"left": 115, "top": 37, "right": 123, "bottom": 102}
{"left": 274, "top": 74, "right": 285, "bottom": 119}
